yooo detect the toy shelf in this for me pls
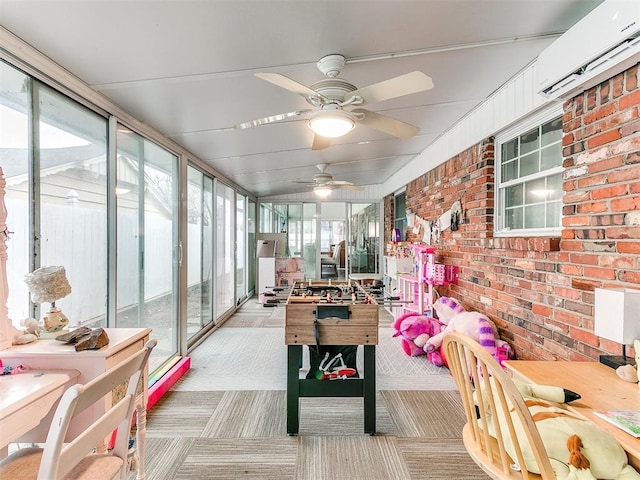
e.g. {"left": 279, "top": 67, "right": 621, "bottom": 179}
{"left": 396, "top": 244, "right": 459, "bottom": 316}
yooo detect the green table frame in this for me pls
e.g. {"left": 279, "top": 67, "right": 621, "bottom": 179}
{"left": 286, "top": 344, "right": 376, "bottom": 435}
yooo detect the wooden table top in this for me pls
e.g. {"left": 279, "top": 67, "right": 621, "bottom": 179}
{"left": 504, "top": 360, "right": 640, "bottom": 469}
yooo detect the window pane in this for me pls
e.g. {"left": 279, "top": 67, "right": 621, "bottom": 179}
{"left": 302, "top": 203, "right": 317, "bottom": 279}
{"left": 520, "top": 127, "right": 539, "bottom": 155}
{"left": 524, "top": 178, "right": 547, "bottom": 204}
{"left": 118, "top": 129, "right": 178, "bottom": 372}
{"left": 501, "top": 139, "right": 518, "bottom": 161}
{"left": 116, "top": 127, "right": 141, "bottom": 329}
{"left": 505, "top": 206, "right": 523, "bottom": 230}
{"left": 247, "top": 199, "right": 256, "bottom": 293}
{"left": 546, "top": 200, "right": 561, "bottom": 226}
{"left": 37, "top": 84, "right": 108, "bottom": 329}
{"left": 203, "top": 176, "right": 214, "bottom": 322}
{"left": 546, "top": 174, "right": 562, "bottom": 200}
{"left": 540, "top": 143, "right": 562, "bottom": 170}
{"left": 541, "top": 117, "right": 562, "bottom": 146}
{"left": 501, "top": 159, "right": 518, "bottom": 182}
{"left": 524, "top": 204, "right": 545, "bottom": 228}
{"left": 215, "top": 181, "right": 235, "bottom": 317}
{"left": 236, "top": 193, "right": 246, "bottom": 301}
{"left": 2, "top": 61, "right": 31, "bottom": 327}
{"left": 520, "top": 151, "right": 539, "bottom": 177}
{"left": 505, "top": 184, "right": 523, "bottom": 207}
{"left": 187, "top": 167, "right": 203, "bottom": 340}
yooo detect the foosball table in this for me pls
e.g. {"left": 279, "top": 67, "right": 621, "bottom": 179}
{"left": 284, "top": 280, "right": 379, "bottom": 435}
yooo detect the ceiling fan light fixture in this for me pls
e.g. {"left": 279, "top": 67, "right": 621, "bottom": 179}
{"left": 308, "top": 108, "right": 355, "bottom": 138}
{"left": 313, "top": 185, "right": 333, "bottom": 197}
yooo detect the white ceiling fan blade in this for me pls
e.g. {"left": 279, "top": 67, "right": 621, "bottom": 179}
{"left": 345, "top": 71, "right": 434, "bottom": 105}
{"left": 234, "top": 110, "right": 312, "bottom": 129}
{"left": 352, "top": 108, "right": 419, "bottom": 139}
{"left": 331, "top": 182, "right": 364, "bottom": 191}
{"left": 311, "top": 134, "right": 331, "bottom": 151}
{"left": 255, "top": 72, "right": 320, "bottom": 98}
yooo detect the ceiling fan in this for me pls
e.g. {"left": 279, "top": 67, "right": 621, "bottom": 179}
{"left": 295, "top": 164, "right": 364, "bottom": 196}
{"left": 233, "top": 54, "right": 434, "bottom": 150}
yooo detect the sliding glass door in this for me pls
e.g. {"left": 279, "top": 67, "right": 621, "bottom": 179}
{"left": 236, "top": 193, "right": 247, "bottom": 303}
{"left": 116, "top": 128, "right": 179, "bottom": 371}
{"left": 348, "top": 202, "right": 380, "bottom": 276}
{"left": 186, "top": 166, "right": 214, "bottom": 341}
{"left": 215, "top": 181, "right": 235, "bottom": 319}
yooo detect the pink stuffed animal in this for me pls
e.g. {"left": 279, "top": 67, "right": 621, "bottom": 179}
{"left": 425, "top": 297, "right": 503, "bottom": 363}
{"left": 392, "top": 312, "right": 446, "bottom": 366}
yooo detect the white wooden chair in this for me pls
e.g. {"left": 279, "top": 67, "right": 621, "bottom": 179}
{"left": 0, "top": 339, "right": 156, "bottom": 480}
{"left": 442, "top": 333, "right": 555, "bottom": 479}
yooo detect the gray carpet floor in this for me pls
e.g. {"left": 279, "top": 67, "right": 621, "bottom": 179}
{"left": 141, "top": 299, "right": 489, "bottom": 479}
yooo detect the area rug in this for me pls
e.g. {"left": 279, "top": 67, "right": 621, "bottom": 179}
{"left": 173, "top": 325, "right": 455, "bottom": 391}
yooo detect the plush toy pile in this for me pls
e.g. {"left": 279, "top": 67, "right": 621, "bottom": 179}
{"left": 392, "top": 312, "right": 446, "bottom": 366}
{"left": 392, "top": 296, "right": 513, "bottom": 366}
{"left": 478, "top": 378, "right": 640, "bottom": 480}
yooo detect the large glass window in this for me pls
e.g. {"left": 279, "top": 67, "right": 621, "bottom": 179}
{"left": 349, "top": 203, "right": 380, "bottom": 275}
{"left": 236, "top": 193, "right": 246, "bottom": 302}
{"left": 394, "top": 191, "right": 406, "bottom": 241}
{"left": 247, "top": 199, "right": 256, "bottom": 295}
{"left": 1, "top": 57, "right": 253, "bottom": 377}
{"left": 496, "top": 107, "right": 563, "bottom": 235}
{"left": 302, "top": 203, "right": 317, "bottom": 279}
{"left": 215, "top": 181, "right": 235, "bottom": 318}
{"left": 3, "top": 66, "right": 108, "bottom": 330}
{"left": 3, "top": 62, "right": 31, "bottom": 324}
{"left": 117, "top": 128, "right": 179, "bottom": 371}
{"left": 186, "top": 166, "right": 214, "bottom": 341}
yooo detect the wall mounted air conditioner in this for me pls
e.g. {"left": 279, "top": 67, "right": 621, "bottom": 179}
{"left": 537, "top": 0, "right": 640, "bottom": 100}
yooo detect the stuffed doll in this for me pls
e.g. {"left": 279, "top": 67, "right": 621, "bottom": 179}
{"left": 477, "top": 378, "right": 640, "bottom": 480}
{"left": 425, "top": 297, "right": 500, "bottom": 361}
{"left": 392, "top": 312, "right": 446, "bottom": 366}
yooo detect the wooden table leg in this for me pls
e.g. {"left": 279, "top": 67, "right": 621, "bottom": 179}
{"left": 363, "top": 345, "right": 376, "bottom": 435}
{"left": 287, "top": 345, "right": 302, "bottom": 435}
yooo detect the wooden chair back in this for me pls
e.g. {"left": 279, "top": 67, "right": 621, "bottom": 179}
{"left": 442, "top": 333, "right": 555, "bottom": 479}
{"left": 38, "top": 339, "right": 157, "bottom": 480}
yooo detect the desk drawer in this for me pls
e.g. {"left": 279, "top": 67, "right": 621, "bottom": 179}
{"left": 107, "top": 337, "right": 146, "bottom": 369}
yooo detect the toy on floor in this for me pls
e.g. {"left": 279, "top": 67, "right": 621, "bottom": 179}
{"left": 315, "top": 351, "right": 358, "bottom": 380}
{"left": 426, "top": 297, "right": 513, "bottom": 365}
{"left": 478, "top": 378, "right": 640, "bottom": 480}
{"left": 392, "top": 312, "right": 446, "bottom": 366}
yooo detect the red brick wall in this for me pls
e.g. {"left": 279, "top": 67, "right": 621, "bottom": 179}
{"left": 386, "top": 63, "right": 640, "bottom": 361}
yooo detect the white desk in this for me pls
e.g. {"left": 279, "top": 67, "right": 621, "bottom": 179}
{"left": 1, "top": 328, "right": 152, "bottom": 479}
{"left": 0, "top": 369, "right": 79, "bottom": 454}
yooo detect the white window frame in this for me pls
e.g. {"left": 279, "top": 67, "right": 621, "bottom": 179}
{"left": 495, "top": 104, "right": 564, "bottom": 237}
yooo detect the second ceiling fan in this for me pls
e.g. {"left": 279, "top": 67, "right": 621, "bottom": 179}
{"left": 235, "top": 54, "right": 434, "bottom": 150}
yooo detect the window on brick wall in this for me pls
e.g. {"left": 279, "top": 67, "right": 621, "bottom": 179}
{"left": 394, "top": 190, "right": 406, "bottom": 241}
{"left": 495, "top": 105, "right": 563, "bottom": 236}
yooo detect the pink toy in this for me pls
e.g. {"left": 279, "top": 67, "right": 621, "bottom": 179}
{"left": 392, "top": 312, "right": 446, "bottom": 366}
{"left": 427, "top": 297, "right": 512, "bottom": 365}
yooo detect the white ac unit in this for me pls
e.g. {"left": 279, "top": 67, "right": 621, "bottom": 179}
{"left": 537, "top": 0, "right": 640, "bottom": 100}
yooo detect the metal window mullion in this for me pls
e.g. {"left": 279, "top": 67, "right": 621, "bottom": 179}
{"left": 200, "top": 173, "right": 205, "bottom": 327}
{"left": 107, "top": 116, "right": 117, "bottom": 327}
{"left": 28, "top": 80, "right": 40, "bottom": 319}
{"left": 137, "top": 139, "right": 145, "bottom": 326}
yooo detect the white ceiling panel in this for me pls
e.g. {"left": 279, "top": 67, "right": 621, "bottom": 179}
{"left": 0, "top": 0, "right": 603, "bottom": 197}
